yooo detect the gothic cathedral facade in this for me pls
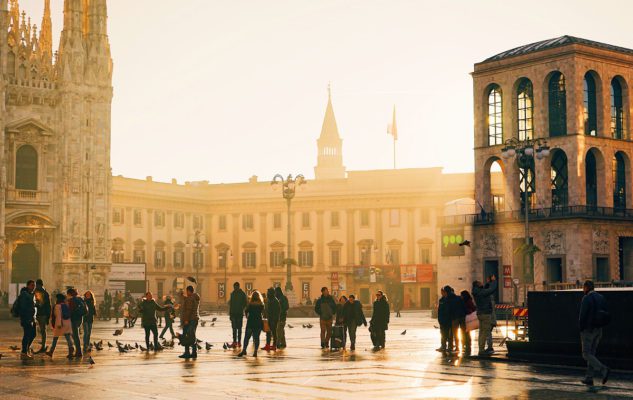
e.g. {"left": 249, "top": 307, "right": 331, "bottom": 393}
{"left": 0, "top": 0, "right": 112, "bottom": 300}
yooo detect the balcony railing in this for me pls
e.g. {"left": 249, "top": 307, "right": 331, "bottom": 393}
{"left": 441, "top": 205, "right": 633, "bottom": 226}
{"left": 6, "top": 189, "right": 50, "bottom": 204}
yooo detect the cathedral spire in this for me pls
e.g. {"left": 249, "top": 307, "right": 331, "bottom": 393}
{"left": 315, "top": 84, "right": 345, "bottom": 180}
{"left": 39, "top": 0, "right": 53, "bottom": 61}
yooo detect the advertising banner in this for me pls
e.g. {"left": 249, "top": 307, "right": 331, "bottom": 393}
{"left": 416, "top": 264, "right": 434, "bottom": 283}
{"left": 441, "top": 228, "right": 466, "bottom": 256}
{"left": 400, "top": 265, "right": 417, "bottom": 283}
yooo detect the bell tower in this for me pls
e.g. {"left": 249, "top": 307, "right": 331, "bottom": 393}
{"left": 315, "top": 85, "right": 345, "bottom": 180}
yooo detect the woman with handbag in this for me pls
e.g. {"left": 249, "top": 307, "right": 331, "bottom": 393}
{"left": 461, "top": 290, "right": 477, "bottom": 356}
{"left": 238, "top": 291, "right": 265, "bottom": 357}
{"left": 45, "top": 294, "right": 74, "bottom": 359}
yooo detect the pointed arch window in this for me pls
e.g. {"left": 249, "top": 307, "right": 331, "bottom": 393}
{"left": 548, "top": 72, "right": 567, "bottom": 137}
{"left": 551, "top": 151, "right": 568, "bottom": 208}
{"left": 487, "top": 85, "right": 503, "bottom": 146}
{"left": 613, "top": 153, "right": 626, "bottom": 209}
{"left": 584, "top": 73, "right": 597, "bottom": 136}
{"left": 611, "top": 79, "right": 625, "bottom": 139}
{"left": 586, "top": 151, "right": 598, "bottom": 208}
{"left": 15, "top": 145, "right": 38, "bottom": 190}
{"left": 517, "top": 79, "right": 533, "bottom": 141}
{"left": 519, "top": 158, "right": 535, "bottom": 212}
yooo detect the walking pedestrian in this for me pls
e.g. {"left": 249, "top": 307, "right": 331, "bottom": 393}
{"left": 45, "top": 293, "right": 74, "bottom": 359}
{"left": 484, "top": 276, "right": 497, "bottom": 353}
{"left": 394, "top": 299, "right": 402, "bottom": 318}
{"left": 369, "top": 290, "right": 390, "bottom": 350}
{"left": 447, "top": 286, "right": 466, "bottom": 354}
{"left": 67, "top": 288, "right": 86, "bottom": 358}
{"left": 275, "top": 286, "right": 289, "bottom": 349}
{"left": 238, "top": 291, "right": 265, "bottom": 357}
{"left": 34, "top": 279, "right": 51, "bottom": 354}
{"left": 579, "top": 280, "right": 611, "bottom": 386}
{"left": 139, "top": 291, "right": 172, "bottom": 351}
{"left": 343, "top": 294, "right": 367, "bottom": 351}
{"left": 159, "top": 295, "right": 176, "bottom": 339}
{"left": 82, "top": 291, "right": 97, "bottom": 353}
{"left": 315, "top": 287, "right": 337, "bottom": 349}
{"left": 16, "top": 280, "right": 36, "bottom": 360}
{"left": 472, "top": 275, "right": 497, "bottom": 357}
{"left": 113, "top": 291, "right": 122, "bottom": 324}
{"left": 179, "top": 285, "right": 200, "bottom": 359}
{"left": 262, "top": 287, "right": 280, "bottom": 351}
{"left": 460, "top": 290, "right": 476, "bottom": 356}
{"left": 228, "top": 282, "right": 248, "bottom": 348}
{"left": 334, "top": 295, "right": 348, "bottom": 349}
{"left": 436, "top": 287, "right": 451, "bottom": 353}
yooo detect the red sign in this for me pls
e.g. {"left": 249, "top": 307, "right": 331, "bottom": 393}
{"left": 416, "top": 264, "right": 434, "bottom": 283}
{"left": 504, "top": 277, "right": 512, "bottom": 288}
{"left": 503, "top": 265, "right": 512, "bottom": 276}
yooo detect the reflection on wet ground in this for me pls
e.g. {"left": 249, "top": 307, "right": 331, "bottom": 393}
{"left": 1, "top": 312, "right": 631, "bottom": 399}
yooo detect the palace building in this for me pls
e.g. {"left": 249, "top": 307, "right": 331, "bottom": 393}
{"left": 440, "top": 36, "right": 633, "bottom": 304}
{"left": 0, "top": 0, "right": 113, "bottom": 301}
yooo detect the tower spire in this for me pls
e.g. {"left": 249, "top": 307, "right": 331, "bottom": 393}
{"left": 315, "top": 84, "right": 345, "bottom": 180}
{"left": 39, "top": 0, "right": 53, "bottom": 61}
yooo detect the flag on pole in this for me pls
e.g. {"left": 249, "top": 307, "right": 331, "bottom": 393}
{"left": 387, "top": 105, "right": 398, "bottom": 140}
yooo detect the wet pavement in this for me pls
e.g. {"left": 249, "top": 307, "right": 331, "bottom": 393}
{"left": 1, "top": 311, "right": 631, "bottom": 399}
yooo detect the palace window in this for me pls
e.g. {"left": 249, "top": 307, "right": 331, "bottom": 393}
{"left": 133, "top": 209, "right": 142, "bottom": 226}
{"left": 273, "top": 213, "right": 282, "bottom": 229}
{"left": 218, "top": 215, "right": 227, "bottom": 231}
{"left": 193, "top": 214, "right": 204, "bottom": 230}
{"left": 15, "top": 145, "right": 38, "bottom": 190}
{"left": 517, "top": 79, "right": 534, "bottom": 141}
{"left": 154, "top": 242, "right": 165, "bottom": 268}
{"left": 330, "top": 248, "right": 340, "bottom": 267}
{"left": 173, "top": 243, "right": 185, "bottom": 268}
{"left": 242, "top": 251, "right": 257, "bottom": 268}
{"left": 613, "top": 153, "right": 627, "bottom": 209}
{"left": 331, "top": 211, "right": 340, "bottom": 228}
{"left": 298, "top": 242, "right": 314, "bottom": 267}
{"left": 270, "top": 250, "right": 284, "bottom": 267}
{"left": 174, "top": 212, "right": 184, "bottom": 229}
{"left": 584, "top": 73, "right": 597, "bottom": 136}
{"left": 548, "top": 72, "right": 567, "bottom": 137}
{"left": 487, "top": 85, "right": 503, "bottom": 146}
{"left": 419, "top": 245, "right": 431, "bottom": 264}
{"left": 112, "top": 208, "right": 124, "bottom": 224}
{"left": 242, "top": 214, "right": 254, "bottom": 230}
{"left": 154, "top": 211, "right": 165, "bottom": 227}
{"left": 611, "top": 78, "right": 625, "bottom": 139}
{"left": 551, "top": 151, "right": 569, "bottom": 208}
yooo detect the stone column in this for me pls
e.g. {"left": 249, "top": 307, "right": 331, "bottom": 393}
{"left": 232, "top": 214, "right": 239, "bottom": 271}
{"left": 259, "top": 212, "right": 267, "bottom": 272}
{"left": 346, "top": 210, "right": 355, "bottom": 265}
{"left": 316, "top": 210, "right": 324, "bottom": 271}
{"left": 407, "top": 208, "right": 415, "bottom": 264}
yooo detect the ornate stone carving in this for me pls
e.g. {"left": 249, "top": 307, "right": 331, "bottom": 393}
{"left": 543, "top": 230, "right": 565, "bottom": 255}
{"left": 593, "top": 229, "right": 609, "bottom": 255}
{"left": 482, "top": 233, "right": 499, "bottom": 257}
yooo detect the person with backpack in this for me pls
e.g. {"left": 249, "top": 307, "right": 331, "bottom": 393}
{"left": 14, "top": 280, "right": 37, "bottom": 360}
{"left": 82, "top": 291, "right": 97, "bottom": 353}
{"left": 45, "top": 293, "right": 74, "bottom": 359}
{"left": 228, "top": 282, "right": 248, "bottom": 348}
{"left": 67, "top": 288, "right": 86, "bottom": 358}
{"left": 275, "top": 286, "right": 289, "bottom": 349}
{"left": 315, "top": 287, "right": 337, "bottom": 349}
{"left": 579, "top": 280, "right": 611, "bottom": 386}
{"left": 34, "top": 279, "right": 51, "bottom": 354}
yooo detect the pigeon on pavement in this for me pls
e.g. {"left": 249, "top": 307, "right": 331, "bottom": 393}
{"left": 401, "top": 330, "right": 407, "bottom": 335}
{"left": 211, "top": 317, "right": 217, "bottom": 322}
{"left": 205, "top": 342, "right": 213, "bottom": 350}
{"left": 113, "top": 329, "right": 123, "bottom": 336}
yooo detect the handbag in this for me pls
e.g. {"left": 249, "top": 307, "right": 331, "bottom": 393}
{"left": 465, "top": 312, "right": 479, "bottom": 332}
{"left": 263, "top": 319, "right": 270, "bottom": 333}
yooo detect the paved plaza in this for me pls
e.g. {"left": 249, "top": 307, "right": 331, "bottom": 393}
{"left": 0, "top": 312, "right": 632, "bottom": 399}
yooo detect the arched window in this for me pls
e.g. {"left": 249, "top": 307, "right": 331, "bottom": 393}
{"left": 517, "top": 79, "right": 533, "bottom": 141}
{"left": 613, "top": 153, "right": 626, "bottom": 209}
{"left": 15, "top": 145, "right": 38, "bottom": 190}
{"left": 586, "top": 151, "right": 597, "bottom": 207}
{"left": 551, "top": 151, "right": 568, "bottom": 208}
{"left": 487, "top": 85, "right": 503, "bottom": 146}
{"left": 584, "top": 73, "right": 597, "bottom": 136}
{"left": 611, "top": 79, "right": 625, "bottom": 139}
{"left": 548, "top": 72, "right": 566, "bottom": 137}
{"left": 519, "top": 158, "right": 535, "bottom": 212}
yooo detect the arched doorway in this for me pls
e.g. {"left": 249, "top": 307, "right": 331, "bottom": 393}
{"left": 11, "top": 243, "right": 40, "bottom": 284}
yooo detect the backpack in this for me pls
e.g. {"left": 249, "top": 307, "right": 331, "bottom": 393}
{"left": 592, "top": 295, "right": 611, "bottom": 328}
{"left": 10, "top": 298, "right": 20, "bottom": 318}
{"left": 61, "top": 303, "right": 71, "bottom": 320}
{"left": 72, "top": 296, "right": 88, "bottom": 319}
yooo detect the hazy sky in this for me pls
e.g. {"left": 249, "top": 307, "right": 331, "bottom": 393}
{"left": 20, "top": 0, "right": 633, "bottom": 183}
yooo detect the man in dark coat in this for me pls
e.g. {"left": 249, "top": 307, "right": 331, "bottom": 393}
{"left": 473, "top": 276, "right": 497, "bottom": 356}
{"left": 447, "top": 286, "right": 466, "bottom": 354}
{"left": 17, "top": 280, "right": 36, "bottom": 360}
{"left": 264, "top": 287, "right": 281, "bottom": 350}
{"left": 228, "top": 282, "right": 247, "bottom": 348}
{"left": 275, "top": 286, "right": 289, "bottom": 349}
{"left": 138, "top": 291, "right": 172, "bottom": 351}
{"left": 34, "top": 279, "right": 51, "bottom": 354}
{"left": 314, "top": 287, "right": 337, "bottom": 349}
{"left": 369, "top": 290, "right": 390, "bottom": 350}
{"left": 342, "top": 294, "right": 367, "bottom": 350}
{"left": 67, "top": 288, "right": 86, "bottom": 358}
{"left": 437, "top": 287, "right": 451, "bottom": 353}
{"left": 579, "top": 280, "right": 610, "bottom": 386}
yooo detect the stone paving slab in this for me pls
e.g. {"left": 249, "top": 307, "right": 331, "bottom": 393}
{"left": 1, "top": 312, "right": 632, "bottom": 399}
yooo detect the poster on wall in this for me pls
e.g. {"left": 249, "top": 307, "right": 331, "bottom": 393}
{"left": 108, "top": 263, "right": 146, "bottom": 297}
{"left": 354, "top": 266, "right": 369, "bottom": 281}
{"left": 504, "top": 277, "right": 512, "bottom": 288}
{"left": 441, "top": 228, "right": 466, "bottom": 256}
{"left": 331, "top": 272, "right": 339, "bottom": 297}
{"left": 400, "top": 266, "right": 417, "bottom": 283}
{"left": 416, "top": 264, "right": 434, "bottom": 283}
{"left": 302, "top": 282, "right": 311, "bottom": 301}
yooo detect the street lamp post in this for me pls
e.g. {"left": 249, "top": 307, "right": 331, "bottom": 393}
{"left": 271, "top": 174, "right": 306, "bottom": 298}
{"left": 501, "top": 137, "right": 550, "bottom": 284}
{"left": 186, "top": 230, "right": 208, "bottom": 289}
